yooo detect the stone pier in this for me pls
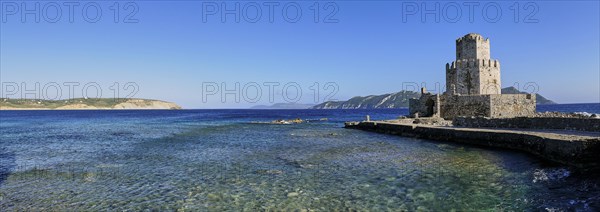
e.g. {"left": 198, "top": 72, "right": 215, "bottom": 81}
{"left": 345, "top": 120, "right": 600, "bottom": 170}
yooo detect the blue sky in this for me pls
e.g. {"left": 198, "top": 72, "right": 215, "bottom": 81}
{"left": 1, "top": 1, "right": 599, "bottom": 108}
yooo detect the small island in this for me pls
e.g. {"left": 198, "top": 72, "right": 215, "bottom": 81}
{"left": 0, "top": 98, "right": 182, "bottom": 110}
{"left": 345, "top": 33, "right": 600, "bottom": 170}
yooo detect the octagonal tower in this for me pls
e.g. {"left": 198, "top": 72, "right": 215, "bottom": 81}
{"left": 446, "top": 33, "right": 501, "bottom": 95}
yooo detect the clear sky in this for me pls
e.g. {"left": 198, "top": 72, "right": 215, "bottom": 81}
{"left": 1, "top": 1, "right": 599, "bottom": 108}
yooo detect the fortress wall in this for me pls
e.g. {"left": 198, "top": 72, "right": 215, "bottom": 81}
{"left": 409, "top": 94, "right": 438, "bottom": 117}
{"left": 456, "top": 60, "right": 480, "bottom": 95}
{"left": 414, "top": 33, "right": 533, "bottom": 120}
{"left": 478, "top": 60, "right": 501, "bottom": 94}
{"left": 489, "top": 94, "right": 536, "bottom": 118}
{"left": 440, "top": 95, "right": 491, "bottom": 119}
{"left": 445, "top": 62, "right": 457, "bottom": 94}
{"left": 345, "top": 121, "right": 600, "bottom": 170}
{"left": 447, "top": 59, "right": 501, "bottom": 95}
{"left": 454, "top": 116, "right": 600, "bottom": 132}
{"left": 412, "top": 93, "right": 536, "bottom": 119}
{"left": 409, "top": 98, "right": 428, "bottom": 117}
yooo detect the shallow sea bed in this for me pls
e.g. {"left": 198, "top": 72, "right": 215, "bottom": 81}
{"left": 1, "top": 108, "right": 599, "bottom": 210}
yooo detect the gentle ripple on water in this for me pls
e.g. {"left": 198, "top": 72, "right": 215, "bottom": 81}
{"left": 0, "top": 108, "right": 599, "bottom": 211}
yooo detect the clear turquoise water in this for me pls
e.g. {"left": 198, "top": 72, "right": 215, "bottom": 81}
{"left": 1, "top": 105, "right": 599, "bottom": 211}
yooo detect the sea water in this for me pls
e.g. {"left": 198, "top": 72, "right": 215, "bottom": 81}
{"left": 0, "top": 104, "right": 599, "bottom": 210}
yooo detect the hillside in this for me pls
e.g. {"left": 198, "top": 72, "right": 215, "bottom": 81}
{"left": 311, "top": 91, "right": 420, "bottom": 109}
{"left": 0, "top": 98, "right": 182, "bottom": 110}
{"left": 500, "top": 87, "right": 556, "bottom": 104}
{"left": 312, "top": 87, "right": 555, "bottom": 109}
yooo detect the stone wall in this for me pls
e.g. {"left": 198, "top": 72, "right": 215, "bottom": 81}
{"left": 409, "top": 93, "right": 439, "bottom": 117}
{"left": 453, "top": 116, "right": 600, "bottom": 132}
{"left": 411, "top": 33, "right": 533, "bottom": 120}
{"left": 439, "top": 95, "right": 491, "bottom": 119}
{"left": 345, "top": 121, "right": 600, "bottom": 170}
{"left": 411, "top": 93, "right": 536, "bottom": 119}
{"left": 447, "top": 33, "right": 501, "bottom": 95}
{"left": 489, "top": 94, "right": 536, "bottom": 118}
{"left": 446, "top": 59, "right": 501, "bottom": 95}
{"left": 477, "top": 60, "right": 501, "bottom": 94}
{"left": 456, "top": 33, "right": 490, "bottom": 60}
{"left": 454, "top": 59, "right": 482, "bottom": 95}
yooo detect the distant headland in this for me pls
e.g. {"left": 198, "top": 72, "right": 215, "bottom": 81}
{"left": 312, "top": 87, "right": 555, "bottom": 109}
{"left": 0, "top": 98, "right": 182, "bottom": 110}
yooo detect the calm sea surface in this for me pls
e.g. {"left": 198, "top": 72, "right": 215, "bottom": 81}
{"left": 1, "top": 103, "right": 599, "bottom": 211}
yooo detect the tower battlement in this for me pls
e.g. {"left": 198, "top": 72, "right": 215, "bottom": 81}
{"left": 456, "top": 33, "right": 491, "bottom": 60}
{"left": 447, "top": 33, "right": 500, "bottom": 95}
{"left": 456, "top": 33, "right": 489, "bottom": 43}
{"left": 446, "top": 59, "right": 500, "bottom": 70}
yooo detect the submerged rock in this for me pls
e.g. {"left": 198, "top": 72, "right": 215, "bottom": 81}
{"left": 252, "top": 118, "right": 306, "bottom": 125}
{"left": 287, "top": 192, "right": 299, "bottom": 197}
{"left": 256, "top": 169, "right": 283, "bottom": 175}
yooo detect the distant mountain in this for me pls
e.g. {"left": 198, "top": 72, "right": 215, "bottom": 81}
{"left": 501, "top": 87, "right": 556, "bottom": 104}
{"left": 311, "top": 87, "right": 555, "bottom": 109}
{"left": 0, "top": 98, "right": 182, "bottom": 110}
{"left": 311, "top": 91, "right": 420, "bottom": 109}
{"left": 250, "top": 103, "right": 315, "bottom": 109}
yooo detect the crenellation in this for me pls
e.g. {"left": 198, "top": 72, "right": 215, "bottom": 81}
{"left": 449, "top": 33, "right": 499, "bottom": 95}
{"left": 362, "top": 33, "right": 596, "bottom": 171}
{"left": 414, "top": 33, "right": 535, "bottom": 119}
{"left": 447, "top": 59, "right": 502, "bottom": 68}
{"left": 446, "top": 59, "right": 504, "bottom": 68}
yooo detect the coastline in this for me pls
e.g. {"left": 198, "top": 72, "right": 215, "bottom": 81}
{"left": 0, "top": 98, "right": 182, "bottom": 110}
{"left": 0, "top": 107, "right": 182, "bottom": 110}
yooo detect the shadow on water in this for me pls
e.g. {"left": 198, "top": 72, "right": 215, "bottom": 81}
{"left": 0, "top": 147, "right": 16, "bottom": 187}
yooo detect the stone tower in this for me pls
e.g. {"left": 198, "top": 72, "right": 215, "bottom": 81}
{"left": 446, "top": 33, "right": 501, "bottom": 95}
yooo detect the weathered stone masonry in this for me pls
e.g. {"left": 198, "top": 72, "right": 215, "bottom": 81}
{"left": 410, "top": 33, "right": 536, "bottom": 119}
{"left": 454, "top": 116, "right": 600, "bottom": 132}
{"left": 450, "top": 33, "right": 501, "bottom": 95}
